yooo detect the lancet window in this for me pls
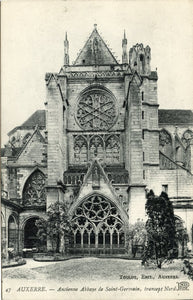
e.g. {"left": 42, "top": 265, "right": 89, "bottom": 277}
{"left": 105, "top": 135, "right": 120, "bottom": 164}
{"left": 182, "top": 130, "right": 193, "bottom": 148}
{"left": 73, "top": 134, "right": 121, "bottom": 165}
{"left": 89, "top": 135, "right": 104, "bottom": 161}
{"left": 74, "top": 135, "right": 88, "bottom": 163}
{"left": 159, "top": 129, "right": 173, "bottom": 159}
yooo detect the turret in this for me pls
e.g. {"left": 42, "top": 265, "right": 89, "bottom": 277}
{"left": 122, "top": 30, "right": 128, "bottom": 64}
{"left": 129, "top": 43, "right": 151, "bottom": 75}
{"left": 64, "top": 32, "right": 69, "bottom": 65}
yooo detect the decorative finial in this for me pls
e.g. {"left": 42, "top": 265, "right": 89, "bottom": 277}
{"left": 65, "top": 32, "right": 68, "bottom": 40}
{"left": 124, "top": 29, "right": 126, "bottom": 39}
{"left": 94, "top": 24, "right": 97, "bottom": 29}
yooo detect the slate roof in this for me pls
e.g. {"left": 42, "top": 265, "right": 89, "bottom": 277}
{"left": 21, "top": 110, "right": 46, "bottom": 127}
{"left": 1, "top": 147, "right": 22, "bottom": 158}
{"left": 74, "top": 26, "right": 118, "bottom": 66}
{"left": 158, "top": 110, "right": 193, "bottom": 125}
{"left": 8, "top": 110, "right": 46, "bottom": 136}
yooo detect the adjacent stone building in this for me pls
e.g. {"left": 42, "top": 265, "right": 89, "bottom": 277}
{"left": 1, "top": 25, "right": 193, "bottom": 256}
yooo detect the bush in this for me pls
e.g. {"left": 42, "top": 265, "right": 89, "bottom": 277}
{"left": 183, "top": 260, "right": 193, "bottom": 280}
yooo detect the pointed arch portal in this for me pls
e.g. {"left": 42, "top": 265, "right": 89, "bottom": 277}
{"left": 69, "top": 194, "right": 126, "bottom": 255}
{"left": 24, "top": 217, "right": 39, "bottom": 248}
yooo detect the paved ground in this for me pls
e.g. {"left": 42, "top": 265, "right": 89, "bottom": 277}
{"left": 5, "top": 258, "right": 63, "bottom": 269}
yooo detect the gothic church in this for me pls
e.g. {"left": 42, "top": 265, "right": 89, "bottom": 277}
{"left": 1, "top": 25, "right": 193, "bottom": 256}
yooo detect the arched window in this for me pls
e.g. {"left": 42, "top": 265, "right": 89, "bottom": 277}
{"left": 89, "top": 135, "right": 104, "bottom": 161}
{"left": 8, "top": 216, "right": 17, "bottom": 249}
{"left": 139, "top": 54, "right": 145, "bottom": 73}
{"left": 75, "top": 231, "right": 81, "bottom": 245}
{"left": 105, "top": 135, "right": 120, "bottom": 164}
{"left": 23, "top": 170, "right": 46, "bottom": 206}
{"left": 70, "top": 195, "right": 125, "bottom": 254}
{"left": 98, "top": 230, "right": 104, "bottom": 246}
{"left": 83, "top": 230, "right": 89, "bottom": 246}
{"left": 182, "top": 130, "right": 193, "bottom": 148}
{"left": 74, "top": 135, "right": 88, "bottom": 164}
{"left": 23, "top": 133, "right": 31, "bottom": 145}
{"left": 159, "top": 129, "right": 173, "bottom": 159}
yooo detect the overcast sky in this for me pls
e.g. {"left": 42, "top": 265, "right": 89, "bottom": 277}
{"left": 1, "top": 0, "right": 193, "bottom": 145}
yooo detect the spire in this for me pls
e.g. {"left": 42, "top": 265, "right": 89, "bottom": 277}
{"left": 64, "top": 31, "right": 69, "bottom": 65}
{"left": 124, "top": 29, "right": 126, "bottom": 39}
{"left": 122, "top": 30, "right": 128, "bottom": 64}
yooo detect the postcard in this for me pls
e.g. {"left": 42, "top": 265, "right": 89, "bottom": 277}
{"left": 1, "top": 1, "right": 193, "bottom": 300}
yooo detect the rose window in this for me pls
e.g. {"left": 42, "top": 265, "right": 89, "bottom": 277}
{"left": 76, "top": 89, "right": 117, "bottom": 130}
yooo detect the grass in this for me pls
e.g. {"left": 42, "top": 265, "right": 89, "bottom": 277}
{"left": 3, "top": 257, "right": 188, "bottom": 282}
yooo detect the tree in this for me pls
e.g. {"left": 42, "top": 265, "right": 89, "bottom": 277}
{"left": 35, "top": 218, "right": 47, "bottom": 252}
{"left": 142, "top": 190, "right": 176, "bottom": 268}
{"left": 36, "top": 201, "right": 71, "bottom": 253}
{"left": 126, "top": 220, "right": 146, "bottom": 258}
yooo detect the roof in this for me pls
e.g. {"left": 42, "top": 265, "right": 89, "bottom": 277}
{"left": 21, "top": 110, "right": 46, "bottom": 127}
{"left": 8, "top": 110, "right": 46, "bottom": 136}
{"left": 6, "top": 109, "right": 193, "bottom": 139}
{"left": 73, "top": 25, "right": 118, "bottom": 66}
{"left": 158, "top": 110, "right": 193, "bottom": 125}
{"left": 1, "top": 147, "right": 22, "bottom": 158}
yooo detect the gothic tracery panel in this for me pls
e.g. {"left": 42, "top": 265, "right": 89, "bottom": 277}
{"left": 89, "top": 135, "right": 104, "bottom": 161}
{"left": 23, "top": 170, "right": 46, "bottom": 206}
{"left": 105, "top": 135, "right": 120, "bottom": 163}
{"left": 159, "top": 129, "right": 173, "bottom": 158}
{"left": 182, "top": 130, "right": 193, "bottom": 148}
{"left": 76, "top": 89, "right": 117, "bottom": 131}
{"left": 71, "top": 195, "right": 124, "bottom": 249}
{"left": 74, "top": 135, "right": 88, "bottom": 163}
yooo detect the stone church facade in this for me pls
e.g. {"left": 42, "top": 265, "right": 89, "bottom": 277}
{"left": 1, "top": 25, "right": 193, "bottom": 256}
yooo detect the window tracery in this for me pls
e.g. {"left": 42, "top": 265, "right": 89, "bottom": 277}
{"left": 105, "top": 135, "right": 120, "bottom": 163}
{"left": 76, "top": 89, "right": 117, "bottom": 131}
{"left": 89, "top": 135, "right": 104, "bottom": 161}
{"left": 70, "top": 195, "right": 125, "bottom": 249}
{"left": 23, "top": 170, "right": 46, "bottom": 206}
{"left": 159, "top": 129, "right": 173, "bottom": 158}
{"left": 73, "top": 134, "right": 121, "bottom": 165}
{"left": 74, "top": 135, "right": 88, "bottom": 163}
{"left": 182, "top": 130, "right": 193, "bottom": 148}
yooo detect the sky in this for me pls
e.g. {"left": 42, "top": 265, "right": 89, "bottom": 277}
{"left": 1, "top": 0, "right": 193, "bottom": 145}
